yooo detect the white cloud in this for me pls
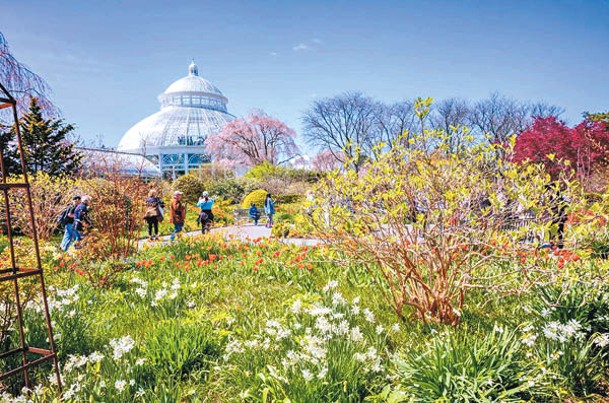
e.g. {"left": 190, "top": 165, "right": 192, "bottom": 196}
{"left": 293, "top": 43, "right": 312, "bottom": 52}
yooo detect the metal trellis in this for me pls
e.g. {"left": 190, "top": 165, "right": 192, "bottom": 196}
{"left": 0, "top": 82, "right": 62, "bottom": 394}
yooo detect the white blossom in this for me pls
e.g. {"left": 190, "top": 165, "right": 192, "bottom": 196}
{"left": 323, "top": 280, "right": 338, "bottom": 292}
{"left": 594, "top": 333, "right": 609, "bottom": 348}
{"left": 302, "top": 369, "right": 313, "bottom": 381}
{"left": 290, "top": 299, "right": 302, "bottom": 314}
{"left": 109, "top": 335, "right": 135, "bottom": 360}
{"left": 521, "top": 334, "right": 537, "bottom": 347}
{"left": 350, "top": 326, "right": 364, "bottom": 343}
{"left": 115, "top": 380, "right": 126, "bottom": 392}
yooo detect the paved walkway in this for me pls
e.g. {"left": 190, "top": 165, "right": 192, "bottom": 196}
{"left": 139, "top": 224, "right": 320, "bottom": 249}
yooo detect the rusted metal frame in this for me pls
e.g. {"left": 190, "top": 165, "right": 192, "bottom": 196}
{"left": 0, "top": 121, "right": 30, "bottom": 388}
{"left": 0, "top": 183, "right": 29, "bottom": 190}
{"left": 10, "top": 97, "right": 62, "bottom": 392}
{"left": 0, "top": 267, "right": 38, "bottom": 274}
{"left": 0, "top": 346, "right": 51, "bottom": 360}
{"left": 0, "top": 269, "right": 42, "bottom": 281}
{"left": 0, "top": 84, "right": 62, "bottom": 393}
{"left": 0, "top": 353, "right": 56, "bottom": 381}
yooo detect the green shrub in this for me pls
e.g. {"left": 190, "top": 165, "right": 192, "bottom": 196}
{"left": 172, "top": 174, "right": 204, "bottom": 204}
{"left": 275, "top": 194, "right": 303, "bottom": 204}
{"left": 203, "top": 178, "right": 245, "bottom": 204}
{"left": 244, "top": 161, "right": 282, "bottom": 182}
{"left": 589, "top": 234, "right": 609, "bottom": 259}
{"left": 242, "top": 189, "right": 268, "bottom": 209}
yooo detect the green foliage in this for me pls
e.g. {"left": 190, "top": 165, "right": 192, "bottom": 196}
{"left": 245, "top": 161, "right": 321, "bottom": 184}
{"left": 589, "top": 234, "right": 609, "bottom": 259}
{"left": 312, "top": 111, "right": 587, "bottom": 324}
{"left": 244, "top": 161, "right": 283, "bottom": 181}
{"left": 394, "top": 326, "right": 536, "bottom": 401}
{"left": 241, "top": 189, "right": 268, "bottom": 209}
{"left": 2, "top": 98, "right": 82, "bottom": 176}
{"left": 223, "top": 283, "right": 389, "bottom": 401}
{"left": 140, "top": 321, "right": 222, "bottom": 383}
{"left": 172, "top": 174, "right": 204, "bottom": 204}
{"left": 275, "top": 193, "right": 303, "bottom": 204}
{"left": 203, "top": 177, "right": 245, "bottom": 204}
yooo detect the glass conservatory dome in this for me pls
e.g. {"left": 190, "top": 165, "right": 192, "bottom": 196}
{"left": 117, "top": 61, "right": 235, "bottom": 177}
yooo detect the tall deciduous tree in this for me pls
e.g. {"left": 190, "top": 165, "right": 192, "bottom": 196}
{"left": 430, "top": 98, "right": 471, "bottom": 153}
{"left": 302, "top": 92, "right": 378, "bottom": 172}
{"left": 470, "top": 92, "right": 564, "bottom": 144}
{"left": 206, "top": 111, "right": 299, "bottom": 167}
{"left": 373, "top": 100, "right": 419, "bottom": 148}
{"left": 8, "top": 98, "right": 82, "bottom": 176}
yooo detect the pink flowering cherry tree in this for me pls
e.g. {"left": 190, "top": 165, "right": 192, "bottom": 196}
{"left": 206, "top": 111, "right": 300, "bottom": 168}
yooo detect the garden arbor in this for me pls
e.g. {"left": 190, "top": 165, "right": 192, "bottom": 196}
{"left": 0, "top": 82, "right": 61, "bottom": 392}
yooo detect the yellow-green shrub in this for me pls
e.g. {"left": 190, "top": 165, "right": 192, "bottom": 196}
{"left": 241, "top": 189, "right": 267, "bottom": 209}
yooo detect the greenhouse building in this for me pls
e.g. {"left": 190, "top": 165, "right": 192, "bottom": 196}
{"left": 117, "top": 61, "right": 235, "bottom": 178}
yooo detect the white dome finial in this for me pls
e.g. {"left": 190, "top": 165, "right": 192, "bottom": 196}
{"left": 188, "top": 59, "right": 199, "bottom": 76}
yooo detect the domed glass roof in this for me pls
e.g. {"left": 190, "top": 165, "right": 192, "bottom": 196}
{"left": 118, "top": 61, "right": 234, "bottom": 153}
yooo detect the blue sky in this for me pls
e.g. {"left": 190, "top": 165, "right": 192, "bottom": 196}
{"left": 1, "top": 0, "right": 608, "bottom": 151}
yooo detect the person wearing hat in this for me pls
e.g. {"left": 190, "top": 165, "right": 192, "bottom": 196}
{"left": 196, "top": 191, "right": 215, "bottom": 234}
{"left": 60, "top": 195, "right": 81, "bottom": 251}
{"left": 170, "top": 191, "right": 186, "bottom": 241}
{"left": 73, "top": 195, "right": 93, "bottom": 249}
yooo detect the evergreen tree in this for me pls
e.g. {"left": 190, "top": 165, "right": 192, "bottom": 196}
{"left": 0, "top": 124, "right": 20, "bottom": 173}
{"left": 8, "top": 98, "right": 83, "bottom": 176}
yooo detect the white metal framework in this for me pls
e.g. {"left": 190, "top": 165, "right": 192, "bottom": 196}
{"left": 117, "top": 61, "right": 235, "bottom": 178}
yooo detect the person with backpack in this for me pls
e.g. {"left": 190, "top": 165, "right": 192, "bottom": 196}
{"left": 144, "top": 189, "right": 165, "bottom": 241}
{"left": 196, "top": 191, "right": 214, "bottom": 234}
{"left": 264, "top": 193, "right": 275, "bottom": 228}
{"left": 59, "top": 196, "right": 81, "bottom": 251}
{"left": 73, "top": 195, "right": 93, "bottom": 249}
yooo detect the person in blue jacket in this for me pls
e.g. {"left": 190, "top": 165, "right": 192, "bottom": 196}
{"left": 264, "top": 193, "right": 275, "bottom": 228}
{"left": 248, "top": 203, "right": 260, "bottom": 226}
{"left": 196, "top": 191, "right": 215, "bottom": 233}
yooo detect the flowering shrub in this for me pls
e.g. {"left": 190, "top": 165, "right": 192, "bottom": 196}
{"left": 241, "top": 189, "right": 268, "bottom": 209}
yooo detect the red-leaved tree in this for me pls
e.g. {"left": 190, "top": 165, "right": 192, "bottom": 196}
{"left": 513, "top": 116, "right": 609, "bottom": 178}
{"left": 206, "top": 111, "right": 299, "bottom": 168}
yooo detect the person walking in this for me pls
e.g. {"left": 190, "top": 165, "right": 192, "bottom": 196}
{"left": 196, "top": 191, "right": 214, "bottom": 234}
{"left": 264, "top": 193, "right": 275, "bottom": 228}
{"left": 73, "top": 195, "right": 92, "bottom": 249}
{"left": 60, "top": 196, "right": 81, "bottom": 251}
{"left": 144, "top": 189, "right": 164, "bottom": 241}
{"left": 170, "top": 191, "right": 186, "bottom": 241}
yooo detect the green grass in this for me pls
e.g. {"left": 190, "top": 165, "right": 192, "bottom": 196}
{"left": 1, "top": 234, "right": 608, "bottom": 401}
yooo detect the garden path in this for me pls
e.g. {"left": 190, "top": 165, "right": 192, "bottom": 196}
{"left": 138, "top": 223, "right": 320, "bottom": 249}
